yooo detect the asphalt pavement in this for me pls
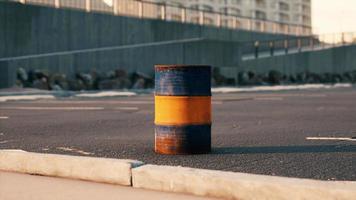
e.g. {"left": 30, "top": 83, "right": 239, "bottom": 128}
{"left": 0, "top": 87, "right": 355, "bottom": 181}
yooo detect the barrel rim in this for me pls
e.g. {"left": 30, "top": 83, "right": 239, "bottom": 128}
{"left": 155, "top": 123, "right": 212, "bottom": 126}
{"left": 154, "top": 95, "right": 212, "bottom": 99}
{"left": 155, "top": 64, "right": 211, "bottom": 70}
{"left": 154, "top": 94, "right": 212, "bottom": 97}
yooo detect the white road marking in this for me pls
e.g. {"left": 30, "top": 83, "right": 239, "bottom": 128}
{"left": 0, "top": 116, "right": 9, "bottom": 119}
{"left": 0, "top": 107, "right": 104, "bottom": 111}
{"left": 76, "top": 91, "right": 136, "bottom": 98}
{"left": 254, "top": 97, "right": 284, "bottom": 101}
{"left": 306, "top": 137, "right": 356, "bottom": 142}
{"left": 114, "top": 107, "right": 139, "bottom": 111}
{"left": 0, "top": 140, "right": 11, "bottom": 144}
{"left": 212, "top": 84, "right": 352, "bottom": 93}
{"left": 30, "top": 100, "right": 153, "bottom": 104}
{"left": 0, "top": 95, "right": 55, "bottom": 102}
{"left": 57, "top": 147, "right": 94, "bottom": 155}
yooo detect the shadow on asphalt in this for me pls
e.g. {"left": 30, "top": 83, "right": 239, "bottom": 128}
{"left": 212, "top": 145, "right": 356, "bottom": 154}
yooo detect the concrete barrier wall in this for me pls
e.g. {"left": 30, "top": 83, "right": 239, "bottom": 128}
{"left": 1, "top": 39, "right": 355, "bottom": 88}
{"left": 241, "top": 45, "right": 356, "bottom": 76}
{"left": 1, "top": 1, "right": 355, "bottom": 88}
{"left": 0, "top": 1, "right": 294, "bottom": 59}
{"left": 0, "top": 62, "right": 16, "bottom": 89}
{"left": 0, "top": 39, "right": 240, "bottom": 75}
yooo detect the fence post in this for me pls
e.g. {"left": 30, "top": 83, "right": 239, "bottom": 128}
{"left": 297, "top": 39, "right": 302, "bottom": 52}
{"left": 216, "top": 13, "right": 221, "bottom": 27}
{"left": 181, "top": 7, "right": 186, "bottom": 23}
{"left": 54, "top": 0, "right": 60, "bottom": 8}
{"left": 296, "top": 26, "right": 300, "bottom": 36}
{"left": 199, "top": 11, "right": 204, "bottom": 25}
{"left": 285, "top": 25, "right": 289, "bottom": 35}
{"left": 273, "top": 23, "right": 277, "bottom": 34}
{"left": 332, "top": 34, "right": 336, "bottom": 47}
{"left": 247, "top": 19, "right": 252, "bottom": 31}
{"left": 161, "top": 3, "right": 166, "bottom": 20}
{"left": 85, "top": 0, "right": 91, "bottom": 12}
{"left": 138, "top": 0, "right": 143, "bottom": 18}
{"left": 113, "top": 0, "right": 118, "bottom": 15}
{"left": 269, "top": 41, "right": 274, "bottom": 56}
{"left": 254, "top": 41, "right": 259, "bottom": 58}
{"left": 284, "top": 39, "right": 289, "bottom": 54}
{"left": 233, "top": 17, "right": 237, "bottom": 29}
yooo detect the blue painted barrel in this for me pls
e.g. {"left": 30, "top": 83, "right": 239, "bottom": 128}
{"left": 155, "top": 124, "right": 211, "bottom": 154}
{"left": 155, "top": 65, "right": 212, "bottom": 155}
{"left": 155, "top": 65, "right": 211, "bottom": 96}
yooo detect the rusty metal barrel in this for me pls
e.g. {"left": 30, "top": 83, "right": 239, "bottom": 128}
{"left": 154, "top": 65, "right": 211, "bottom": 155}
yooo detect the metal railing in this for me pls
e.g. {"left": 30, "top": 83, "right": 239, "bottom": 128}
{"left": 9, "top": 0, "right": 312, "bottom": 36}
{"left": 242, "top": 32, "right": 356, "bottom": 60}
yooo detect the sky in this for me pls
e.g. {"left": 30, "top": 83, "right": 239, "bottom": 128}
{"left": 312, "top": 0, "right": 356, "bottom": 34}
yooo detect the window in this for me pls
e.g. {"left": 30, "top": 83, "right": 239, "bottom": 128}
{"left": 169, "top": 2, "right": 183, "bottom": 7}
{"left": 230, "top": 0, "right": 241, "bottom": 5}
{"left": 204, "top": 18, "right": 214, "bottom": 25}
{"left": 302, "top": 5, "right": 310, "bottom": 14}
{"left": 190, "top": 5, "right": 199, "bottom": 10}
{"left": 279, "top": 13, "right": 290, "bottom": 22}
{"left": 255, "top": 11, "right": 266, "bottom": 20}
{"left": 220, "top": 7, "right": 241, "bottom": 15}
{"left": 302, "top": 15, "right": 311, "bottom": 24}
{"left": 190, "top": 4, "right": 213, "bottom": 12}
{"left": 255, "top": 0, "right": 266, "bottom": 8}
{"left": 279, "top": 2, "right": 289, "bottom": 11}
{"left": 201, "top": 5, "right": 213, "bottom": 12}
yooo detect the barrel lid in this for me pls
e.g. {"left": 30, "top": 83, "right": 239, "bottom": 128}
{"left": 155, "top": 65, "right": 211, "bottom": 71}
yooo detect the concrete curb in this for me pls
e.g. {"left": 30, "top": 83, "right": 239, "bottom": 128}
{"left": 0, "top": 150, "right": 143, "bottom": 186}
{"left": 132, "top": 165, "right": 356, "bottom": 200}
{"left": 1, "top": 150, "right": 356, "bottom": 200}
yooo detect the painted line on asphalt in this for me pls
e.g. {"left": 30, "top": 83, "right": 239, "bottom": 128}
{"left": 0, "top": 107, "right": 105, "bottom": 111}
{"left": 92, "top": 101, "right": 152, "bottom": 105}
{"left": 114, "top": 107, "right": 140, "bottom": 111}
{"left": 0, "top": 116, "right": 9, "bottom": 119}
{"left": 75, "top": 91, "right": 136, "bottom": 98}
{"left": 56, "top": 147, "right": 95, "bottom": 156}
{"left": 30, "top": 100, "right": 153, "bottom": 104}
{"left": 306, "top": 137, "right": 356, "bottom": 142}
{"left": 0, "top": 95, "right": 55, "bottom": 102}
{"left": 0, "top": 140, "right": 12, "bottom": 144}
{"left": 213, "top": 97, "right": 253, "bottom": 102}
{"left": 254, "top": 97, "right": 284, "bottom": 101}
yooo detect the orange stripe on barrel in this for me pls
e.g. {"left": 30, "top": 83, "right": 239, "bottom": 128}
{"left": 155, "top": 96, "right": 211, "bottom": 125}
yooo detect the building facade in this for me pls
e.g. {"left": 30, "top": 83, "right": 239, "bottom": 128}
{"left": 152, "top": 0, "right": 312, "bottom": 34}
{"left": 12, "top": 0, "right": 312, "bottom": 35}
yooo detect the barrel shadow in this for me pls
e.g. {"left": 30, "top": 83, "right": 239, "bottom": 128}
{"left": 212, "top": 145, "right": 356, "bottom": 154}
